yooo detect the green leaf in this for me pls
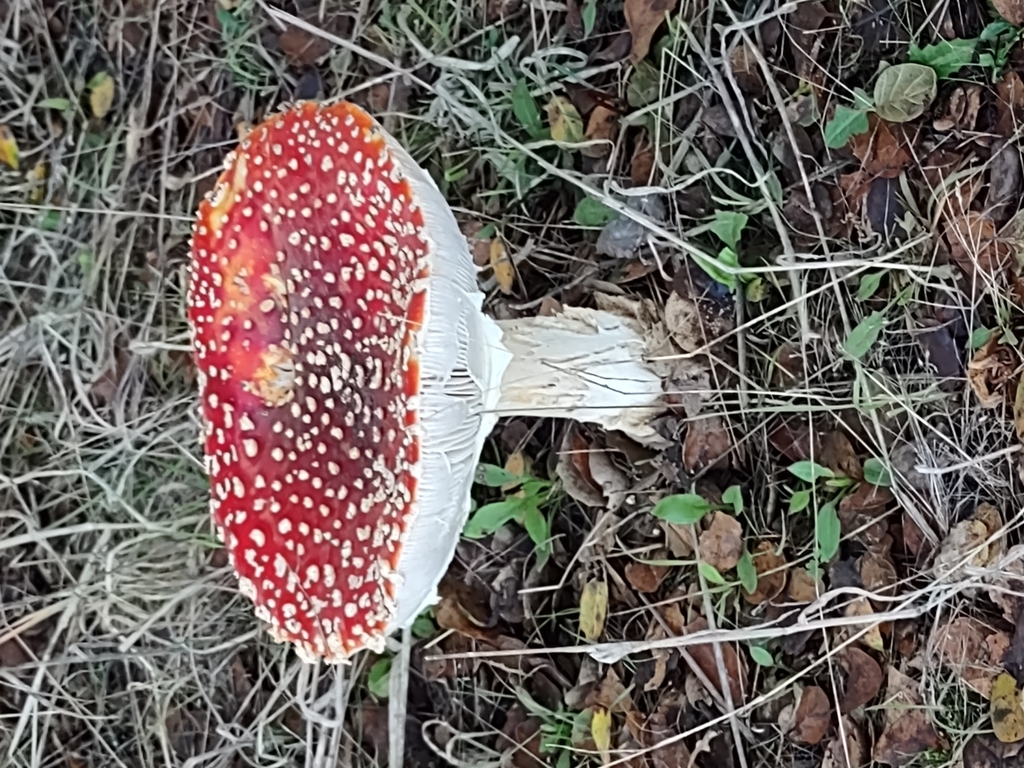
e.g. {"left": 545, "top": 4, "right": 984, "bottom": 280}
{"left": 737, "top": 550, "right": 758, "bottom": 594}
{"left": 651, "top": 493, "right": 713, "bottom": 525}
{"left": 573, "top": 196, "right": 616, "bottom": 227}
{"left": 788, "top": 460, "right": 835, "bottom": 483}
{"left": 38, "top": 97, "right": 72, "bottom": 111}
{"left": 698, "top": 561, "right": 726, "bottom": 585}
{"left": 815, "top": 501, "right": 841, "bottom": 564}
{"left": 696, "top": 246, "right": 738, "bottom": 291}
{"left": 844, "top": 311, "right": 886, "bottom": 359}
{"left": 512, "top": 81, "right": 545, "bottom": 139}
{"left": 852, "top": 88, "right": 874, "bottom": 110}
{"left": 790, "top": 488, "right": 812, "bottom": 513}
{"left": 862, "top": 458, "right": 892, "bottom": 487}
{"left": 873, "top": 63, "right": 937, "bottom": 122}
{"left": 475, "top": 463, "right": 524, "bottom": 487}
{"left": 722, "top": 485, "right": 744, "bottom": 514}
{"left": 749, "top": 645, "right": 774, "bottom": 667}
{"left": 709, "top": 210, "right": 748, "bottom": 251}
{"left": 523, "top": 505, "right": 549, "bottom": 548}
{"left": 855, "top": 271, "right": 884, "bottom": 301}
{"left": 823, "top": 104, "right": 870, "bottom": 149}
{"left": 367, "top": 657, "right": 391, "bottom": 699}
{"left": 463, "top": 499, "right": 524, "bottom": 538}
{"left": 582, "top": 0, "right": 597, "bottom": 36}
{"left": 908, "top": 38, "right": 978, "bottom": 79}
{"left": 627, "top": 60, "right": 661, "bottom": 108}
{"left": 411, "top": 612, "right": 435, "bottom": 638}
{"left": 971, "top": 326, "right": 993, "bottom": 349}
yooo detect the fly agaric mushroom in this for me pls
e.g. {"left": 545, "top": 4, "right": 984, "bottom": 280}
{"left": 187, "top": 100, "right": 665, "bottom": 662}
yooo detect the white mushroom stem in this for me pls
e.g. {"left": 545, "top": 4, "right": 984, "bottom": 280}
{"left": 490, "top": 306, "right": 667, "bottom": 447}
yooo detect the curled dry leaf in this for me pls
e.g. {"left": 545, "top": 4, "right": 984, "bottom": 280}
{"left": 822, "top": 717, "right": 867, "bottom": 768}
{"left": 858, "top": 548, "right": 898, "bottom": 602}
{"left": 846, "top": 597, "right": 884, "bottom": 651}
{"left": 873, "top": 667, "right": 944, "bottom": 766}
{"left": 933, "top": 502, "right": 1004, "bottom": 580}
{"left": 986, "top": 544, "right": 1024, "bottom": 624}
{"left": 849, "top": 114, "right": 913, "bottom": 180}
{"left": 624, "top": 0, "right": 679, "bottom": 63}
{"left": 839, "top": 647, "right": 884, "bottom": 713}
{"left": 555, "top": 429, "right": 606, "bottom": 508}
{"left": 789, "top": 567, "right": 822, "bottom": 603}
{"left": 790, "top": 685, "right": 832, "bottom": 745}
{"left": 698, "top": 512, "right": 744, "bottom": 572}
{"left": 930, "top": 616, "right": 1010, "bottom": 699}
{"left": 582, "top": 105, "right": 619, "bottom": 159}
{"left": 682, "top": 414, "right": 731, "bottom": 471}
{"left": 996, "top": 71, "right": 1024, "bottom": 136}
{"left": 489, "top": 238, "right": 515, "bottom": 294}
{"left": 969, "top": 337, "right": 1019, "bottom": 409}
{"left": 838, "top": 482, "right": 894, "bottom": 546}
{"left": 741, "top": 541, "right": 787, "bottom": 605}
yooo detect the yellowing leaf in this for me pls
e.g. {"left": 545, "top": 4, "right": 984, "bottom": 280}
{"left": 591, "top": 707, "right": 612, "bottom": 764}
{"left": 489, "top": 238, "right": 515, "bottom": 294}
{"left": 0, "top": 125, "right": 19, "bottom": 170}
{"left": 545, "top": 96, "right": 584, "bottom": 145}
{"left": 846, "top": 597, "right": 884, "bottom": 651}
{"left": 89, "top": 72, "right": 116, "bottom": 119}
{"left": 27, "top": 162, "right": 48, "bottom": 204}
{"left": 991, "top": 673, "right": 1024, "bottom": 743}
{"left": 579, "top": 579, "right": 608, "bottom": 641}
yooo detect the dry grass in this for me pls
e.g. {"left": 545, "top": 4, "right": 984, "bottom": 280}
{"left": 3, "top": 0, "right": 1024, "bottom": 766}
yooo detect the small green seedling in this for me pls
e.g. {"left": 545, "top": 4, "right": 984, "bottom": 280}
{"left": 465, "top": 462, "right": 556, "bottom": 566}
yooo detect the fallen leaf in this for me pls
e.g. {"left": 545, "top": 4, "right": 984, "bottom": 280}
{"left": 698, "top": 512, "right": 744, "bottom": 571}
{"left": 931, "top": 616, "right": 1009, "bottom": 699}
{"left": 681, "top": 617, "right": 746, "bottom": 705}
{"left": 624, "top": 0, "right": 678, "bottom": 63}
{"left": 945, "top": 212, "right": 1013, "bottom": 278}
{"left": 788, "top": 567, "right": 822, "bottom": 602}
{"left": 858, "top": 548, "right": 897, "bottom": 602}
{"left": 970, "top": 337, "right": 1019, "bottom": 409}
{"left": 963, "top": 733, "right": 1024, "bottom": 768}
{"left": 846, "top": 597, "right": 884, "bottom": 651}
{"left": 682, "top": 414, "right": 731, "bottom": 471}
{"left": 874, "top": 667, "right": 944, "bottom": 766}
{"left": 586, "top": 666, "right": 634, "bottom": 713}
{"left": 849, "top": 114, "right": 913, "bottom": 179}
{"left": 839, "top": 647, "right": 884, "bottom": 713}
{"left": 994, "top": 0, "right": 1024, "bottom": 25}
{"left": 838, "top": 482, "right": 895, "bottom": 546}
{"left": 741, "top": 542, "right": 787, "bottom": 605}
{"left": 788, "top": 1, "right": 828, "bottom": 81}
{"left": 730, "top": 41, "right": 764, "bottom": 96}
{"left": 546, "top": 96, "right": 584, "bottom": 144}
{"left": 791, "top": 685, "right": 832, "bottom": 745}
{"left": 933, "top": 502, "right": 1004, "bottom": 580}
{"left": 580, "top": 579, "right": 609, "bottom": 641}
{"left": 625, "top": 560, "right": 671, "bottom": 593}
{"left": 88, "top": 72, "right": 116, "bottom": 119}
{"left": 591, "top": 707, "right": 612, "bottom": 762}
{"left": 490, "top": 238, "right": 515, "bottom": 294}
{"left": 986, "top": 544, "right": 1024, "bottom": 623}
{"left": 278, "top": 25, "right": 331, "bottom": 66}
{"left": 822, "top": 717, "right": 867, "bottom": 768}
{"left": 630, "top": 133, "right": 656, "bottom": 185}
{"left": 583, "top": 105, "right": 619, "bottom": 158}
{"left": 992, "top": 672, "right": 1024, "bottom": 743}
{"left": 0, "top": 124, "right": 19, "bottom": 170}
{"left": 996, "top": 71, "right": 1024, "bottom": 136}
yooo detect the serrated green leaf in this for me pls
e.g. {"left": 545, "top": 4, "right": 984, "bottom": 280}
{"left": 844, "top": 310, "right": 886, "bottom": 359}
{"left": 873, "top": 63, "right": 937, "bottom": 122}
{"left": 816, "top": 502, "right": 841, "bottom": 564}
{"left": 463, "top": 499, "right": 524, "bottom": 538}
{"left": 573, "top": 196, "right": 616, "bottom": 226}
{"left": 862, "top": 458, "right": 892, "bottom": 487}
{"left": 908, "top": 38, "right": 978, "bottom": 79}
{"left": 723, "top": 485, "right": 744, "bottom": 514}
{"left": 367, "top": 657, "right": 391, "bottom": 699}
{"left": 749, "top": 645, "right": 774, "bottom": 666}
{"left": 710, "top": 210, "right": 748, "bottom": 251}
{"left": 789, "top": 460, "right": 835, "bottom": 483}
{"left": 698, "top": 561, "right": 726, "bottom": 585}
{"left": 855, "top": 271, "right": 884, "bottom": 301}
{"left": 737, "top": 550, "right": 758, "bottom": 594}
{"left": 824, "top": 104, "right": 870, "bottom": 149}
{"left": 651, "top": 493, "right": 713, "bottom": 525}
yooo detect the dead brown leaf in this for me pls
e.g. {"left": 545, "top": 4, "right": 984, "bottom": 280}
{"left": 741, "top": 541, "right": 787, "bottom": 605}
{"left": 729, "top": 41, "right": 764, "bottom": 96}
{"left": 791, "top": 685, "right": 832, "bottom": 745}
{"left": 945, "top": 211, "right": 1013, "bottom": 278}
{"left": 930, "top": 616, "right": 1009, "bottom": 699}
{"left": 822, "top": 717, "right": 867, "bottom": 768}
{"left": 963, "top": 733, "right": 1024, "bottom": 768}
{"left": 986, "top": 544, "right": 1024, "bottom": 623}
{"left": 698, "top": 512, "right": 743, "bottom": 571}
{"left": 625, "top": 560, "right": 671, "bottom": 593}
{"left": 682, "top": 414, "right": 731, "bottom": 471}
{"left": 994, "top": 0, "right": 1024, "bottom": 28}
{"left": 630, "top": 133, "right": 656, "bottom": 185}
{"left": 624, "top": 0, "right": 679, "bottom": 63}
{"left": 934, "top": 502, "right": 1004, "bottom": 579}
{"left": 789, "top": 567, "right": 822, "bottom": 602}
{"left": 681, "top": 617, "right": 746, "bottom": 705}
{"left": 839, "top": 647, "right": 884, "bottom": 713}
{"left": 846, "top": 597, "right": 884, "bottom": 651}
{"left": 933, "top": 84, "right": 982, "bottom": 132}
{"left": 278, "top": 25, "right": 331, "bottom": 66}
{"left": 873, "top": 667, "right": 944, "bottom": 766}
{"left": 858, "top": 548, "right": 898, "bottom": 602}
{"left": 970, "top": 337, "right": 1018, "bottom": 408}
{"left": 839, "top": 482, "right": 894, "bottom": 546}
{"left": 850, "top": 114, "right": 913, "bottom": 179}
{"left": 997, "top": 70, "right": 1024, "bottom": 136}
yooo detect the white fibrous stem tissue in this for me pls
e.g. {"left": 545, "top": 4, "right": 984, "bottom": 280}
{"left": 492, "top": 306, "right": 667, "bottom": 446}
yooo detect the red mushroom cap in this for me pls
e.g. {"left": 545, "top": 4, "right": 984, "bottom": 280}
{"left": 187, "top": 101, "right": 431, "bottom": 661}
